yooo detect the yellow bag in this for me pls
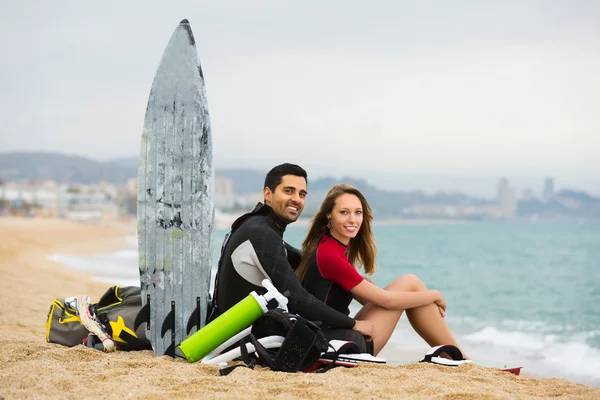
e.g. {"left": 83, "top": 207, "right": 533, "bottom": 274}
{"left": 45, "top": 286, "right": 150, "bottom": 351}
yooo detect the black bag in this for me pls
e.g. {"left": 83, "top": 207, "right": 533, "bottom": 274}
{"left": 220, "top": 309, "right": 330, "bottom": 375}
{"left": 45, "top": 286, "right": 151, "bottom": 351}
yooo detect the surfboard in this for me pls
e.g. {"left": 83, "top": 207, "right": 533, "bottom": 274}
{"left": 135, "top": 19, "right": 214, "bottom": 357}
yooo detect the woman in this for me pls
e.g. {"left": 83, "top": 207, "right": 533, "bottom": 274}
{"left": 296, "top": 184, "right": 466, "bottom": 357}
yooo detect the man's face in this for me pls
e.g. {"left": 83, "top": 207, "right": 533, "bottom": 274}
{"left": 264, "top": 174, "right": 307, "bottom": 224}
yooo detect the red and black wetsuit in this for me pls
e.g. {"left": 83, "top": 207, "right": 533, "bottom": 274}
{"left": 302, "top": 233, "right": 374, "bottom": 354}
{"left": 302, "top": 233, "right": 364, "bottom": 315}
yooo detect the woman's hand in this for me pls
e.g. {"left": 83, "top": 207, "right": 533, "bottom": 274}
{"left": 431, "top": 290, "right": 447, "bottom": 314}
{"left": 353, "top": 319, "right": 375, "bottom": 340}
{"left": 437, "top": 305, "right": 446, "bottom": 318}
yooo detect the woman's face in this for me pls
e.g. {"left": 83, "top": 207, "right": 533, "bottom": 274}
{"left": 327, "top": 193, "right": 363, "bottom": 245}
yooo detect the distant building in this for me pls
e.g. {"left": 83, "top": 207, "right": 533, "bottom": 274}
{"left": 1, "top": 180, "right": 62, "bottom": 211}
{"left": 497, "top": 178, "right": 516, "bottom": 218}
{"left": 0, "top": 180, "right": 125, "bottom": 219}
{"left": 542, "top": 177, "right": 555, "bottom": 202}
{"left": 126, "top": 178, "right": 137, "bottom": 196}
{"left": 500, "top": 186, "right": 517, "bottom": 218}
{"left": 522, "top": 188, "right": 536, "bottom": 201}
{"left": 497, "top": 178, "right": 509, "bottom": 203}
{"left": 234, "top": 193, "right": 264, "bottom": 209}
{"left": 215, "top": 177, "right": 234, "bottom": 209}
{"left": 99, "top": 180, "right": 118, "bottom": 200}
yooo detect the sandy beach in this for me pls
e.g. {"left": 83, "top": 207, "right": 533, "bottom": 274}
{"left": 0, "top": 217, "right": 598, "bottom": 399}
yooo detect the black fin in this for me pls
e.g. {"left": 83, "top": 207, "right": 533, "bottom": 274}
{"left": 186, "top": 297, "right": 201, "bottom": 335}
{"left": 164, "top": 342, "right": 176, "bottom": 358}
{"left": 162, "top": 301, "right": 176, "bottom": 357}
{"left": 161, "top": 301, "right": 175, "bottom": 338}
{"left": 134, "top": 301, "right": 150, "bottom": 331}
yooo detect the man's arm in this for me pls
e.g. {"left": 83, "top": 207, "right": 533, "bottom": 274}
{"left": 249, "top": 229, "right": 355, "bottom": 329}
{"left": 283, "top": 241, "right": 302, "bottom": 271}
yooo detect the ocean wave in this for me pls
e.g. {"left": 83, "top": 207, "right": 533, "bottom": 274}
{"left": 105, "top": 249, "right": 138, "bottom": 259}
{"left": 465, "top": 326, "right": 600, "bottom": 381}
{"left": 47, "top": 252, "right": 139, "bottom": 286}
{"left": 125, "top": 235, "right": 137, "bottom": 246}
{"left": 48, "top": 254, "right": 95, "bottom": 271}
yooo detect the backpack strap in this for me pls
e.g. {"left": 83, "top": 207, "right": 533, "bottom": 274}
{"left": 315, "top": 341, "right": 343, "bottom": 373}
{"left": 252, "top": 319, "right": 326, "bottom": 372}
{"left": 248, "top": 332, "right": 281, "bottom": 370}
{"left": 219, "top": 337, "right": 259, "bottom": 376}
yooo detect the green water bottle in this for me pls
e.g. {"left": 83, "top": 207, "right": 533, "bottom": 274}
{"left": 177, "top": 279, "right": 287, "bottom": 362}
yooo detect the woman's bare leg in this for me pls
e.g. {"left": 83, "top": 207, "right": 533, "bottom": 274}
{"left": 353, "top": 298, "right": 403, "bottom": 355}
{"left": 400, "top": 275, "right": 464, "bottom": 355}
{"left": 354, "top": 274, "right": 465, "bottom": 356}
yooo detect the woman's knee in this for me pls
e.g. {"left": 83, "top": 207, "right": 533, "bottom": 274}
{"left": 386, "top": 274, "right": 427, "bottom": 292}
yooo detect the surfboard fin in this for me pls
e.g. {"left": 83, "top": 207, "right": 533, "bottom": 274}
{"left": 161, "top": 302, "right": 175, "bottom": 338}
{"left": 186, "top": 297, "right": 202, "bottom": 335}
{"left": 160, "top": 302, "right": 176, "bottom": 357}
{"left": 164, "top": 343, "right": 176, "bottom": 358}
{"left": 134, "top": 300, "right": 150, "bottom": 331}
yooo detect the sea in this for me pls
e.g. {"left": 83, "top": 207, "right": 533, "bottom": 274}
{"left": 48, "top": 220, "right": 600, "bottom": 387}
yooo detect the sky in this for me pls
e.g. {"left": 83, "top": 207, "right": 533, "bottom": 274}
{"left": 1, "top": 1, "right": 599, "bottom": 197}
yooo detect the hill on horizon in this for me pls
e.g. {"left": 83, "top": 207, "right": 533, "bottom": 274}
{"left": 2, "top": 152, "right": 599, "bottom": 218}
{"left": 0, "top": 152, "right": 496, "bottom": 216}
{"left": 0, "top": 152, "right": 137, "bottom": 184}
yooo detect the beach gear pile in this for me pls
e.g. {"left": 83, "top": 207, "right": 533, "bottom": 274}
{"left": 45, "top": 285, "right": 386, "bottom": 374}
{"left": 45, "top": 286, "right": 150, "bottom": 351}
{"left": 219, "top": 308, "right": 330, "bottom": 375}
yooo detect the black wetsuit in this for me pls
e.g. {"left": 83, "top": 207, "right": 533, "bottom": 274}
{"left": 210, "top": 203, "right": 355, "bottom": 329}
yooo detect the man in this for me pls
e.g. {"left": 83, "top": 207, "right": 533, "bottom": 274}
{"left": 210, "top": 163, "right": 374, "bottom": 342}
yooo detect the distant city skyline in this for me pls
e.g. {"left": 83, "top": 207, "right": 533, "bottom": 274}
{"left": 2, "top": 149, "right": 598, "bottom": 198}
{"left": 1, "top": 2, "right": 599, "bottom": 198}
{"left": 4, "top": 172, "right": 595, "bottom": 221}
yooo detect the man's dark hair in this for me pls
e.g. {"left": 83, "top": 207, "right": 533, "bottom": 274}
{"left": 264, "top": 163, "right": 307, "bottom": 191}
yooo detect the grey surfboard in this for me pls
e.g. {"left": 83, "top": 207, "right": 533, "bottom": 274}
{"left": 135, "top": 19, "right": 214, "bottom": 357}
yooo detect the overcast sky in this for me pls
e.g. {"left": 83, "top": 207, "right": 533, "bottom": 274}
{"left": 1, "top": 1, "right": 599, "bottom": 196}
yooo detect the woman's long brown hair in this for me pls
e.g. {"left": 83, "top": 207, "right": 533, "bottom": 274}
{"left": 296, "top": 184, "right": 377, "bottom": 282}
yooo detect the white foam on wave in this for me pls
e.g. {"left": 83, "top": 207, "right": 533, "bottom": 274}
{"left": 48, "top": 248, "right": 139, "bottom": 287}
{"left": 465, "top": 326, "right": 600, "bottom": 384}
{"left": 48, "top": 237, "right": 221, "bottom": 290}
{"left": 376, "top": 315, "right": 600, "bottom": 386}
{"left": 466, "top": 326, "right": 554, "bottom": 350}
{"left": 124, "top": 234, "right": 137, "bottom": 246}
{"left": 104, "top": 249, "right": 137, "bottom": 259}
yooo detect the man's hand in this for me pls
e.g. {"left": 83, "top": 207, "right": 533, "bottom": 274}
{"left": 352, "top": 319, "right": 375, "bottom": 340}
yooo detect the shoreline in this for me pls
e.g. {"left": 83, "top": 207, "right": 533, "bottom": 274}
{"left": 1, "top": 216, "right": 599, "bottom": 399}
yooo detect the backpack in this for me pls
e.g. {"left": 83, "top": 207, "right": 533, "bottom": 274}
{"left": 45, "top": 286, "right": 151, "bottom": 351}
{"left": 220, "top": 308, "right": 330, "bottom": 375}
